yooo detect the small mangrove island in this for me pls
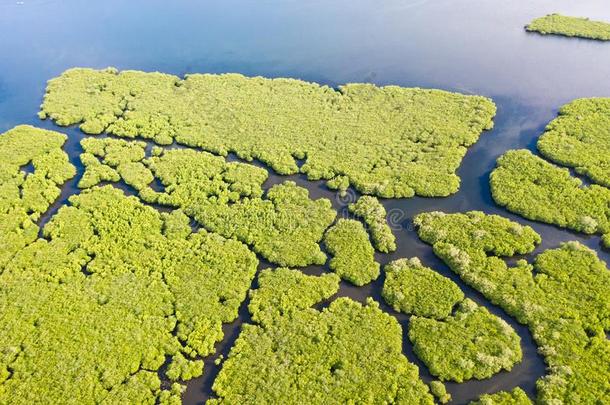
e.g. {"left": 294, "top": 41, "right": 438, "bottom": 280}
{"left": 526, "top": 14, "right": 610, "bottom": 41}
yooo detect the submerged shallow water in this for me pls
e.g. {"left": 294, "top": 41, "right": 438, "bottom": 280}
{"left": 1, "top": 0, "right": 610, "bottom": 403}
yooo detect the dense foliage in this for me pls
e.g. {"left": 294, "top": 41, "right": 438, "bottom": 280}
{"left": 348, "top": 195, "right": 396, "bottom": 252}
{"left": 323, "top": 219, "right": 380, "bottom": 285}
{"left": 79, "top": 144, "right": 336, "bottom": 267}
{"left": 8, "top": 66, "right": 608, "bottom": 404}
{"left": 0, "top": 125, "right": 75, "bottom": 268}
{"left": 490, "top": 150, "right": 610, "bottom": 246}
{"left": 414, "top": 211, "right": 541, "bottom": 256}
{"left": 526, "top": 14, "right": 610, "bottom": 41}
{"left": 469, "top": 387, "right": 531, "bottom": 405}
{"left": 248, "top": 267, "right": 340, "bottom": 326}
{"left": 409, "top": 298, "right": 522, "bottom": 383}
{"left": 79, "top": 137, "right": 150, "bottom": 189}
{"left": 382, "top": 257, "right": 464, "bottom": 319}
{"left": 175, "top": 180, "right": 335, "bottom": 267}
{"left": 415, "top": 211, "right": 610, "bottom": 403}
{"left": 210, "top": 298, "right": 434, "bottom": 404}
{"left": 383, "top": 255, "right": 521, "bottom": 382}
{"left": 428, "top": 381, "right": 451, "bottom": 404}
{"left": 0, "top": 186, "right": 258, "bottom": 403}
{"left": 537, "top": 97, "right": 610, "bottom": 187}
{"left": 40, "top": 67, "right": 496, "bottom": 198}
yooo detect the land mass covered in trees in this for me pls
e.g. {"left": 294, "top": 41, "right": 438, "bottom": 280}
{"left": 383, "top": 258, "right": 522, "bottom": 383}
{"left": 490, "top": 98, "right": 610, "bottom": 247}
{"left": 0, "top": 125, "right": 434, "bottom": 403}
{"left": 0, "top": 181, "right": 259, "bottom": 403}
{"left": 2, "top": 67, "right": 608, "bottom": 405}
{"left": 210, "top": 298, "right": 435, "bottom": 404}
{"left": 39, "top": 67, "right": 496, "bottom": 198}
{"left": 526, "top": 14, "right": 610, "bottom": 41}
{"left": 348, "top": 195, "right": 397, "bottom": 253}
{"left": 79, "top": 138, "right": 336, "bottom": 267}
{"left": 415, "top": 211, "right": 610, "bottom": 403}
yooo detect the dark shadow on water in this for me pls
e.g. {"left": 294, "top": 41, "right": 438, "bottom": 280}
{"left": 150, "top": 177, "right": 166, "bottom": 193}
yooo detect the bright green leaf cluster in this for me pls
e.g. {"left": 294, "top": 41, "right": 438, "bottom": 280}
{"left": 40, "top": 67, "right": 496, "bottom": 198}
{"left": 526, "top": 14, "right": 610, "bottom": 41}
{"left": 382, "top": 254, "right": 521, "bottom": 382}
{"left": 409, "top": 298, "right": 522, "bottom": 383}
{"left": 537, "top": 97, "right": 610, "bottom": 187}
{"left": 248, "top": 267, "right": 340, "bottom": 326}
{"left": 166, "top": 353, "right": 204, "bottom": 382}
{"left": 137, "top": 147, "right": 267, "bottom": 202}
{"left": 323, "top": 219, "right": 380, "bottom": 285}
{"left": 210, "top": 298, "right": 434, "bottom": 404}
{"left": 0, "top": 125, "right": 75, "bottom": 268}
{"left": 0, "top": 185, "right": 258, "bottom": 403}
{"left": 79, "top": 143, "right": 336, "bottom": 267}
{"left": 177, "top": 180, "right": 336, "bottom": 267}
{"left": 79, "top": 137, "right": 151, "bottom": 189}
{"left": 490, "top": 149, "right": 610, "bottom": 246}
{"left": 414, "top": 210, "right": 541, "bottom": 256}
{"left": 415, "top": 211, "right": 610, "bottom": 403}
{"left": 158, "top": 384, "right": 185, "bottom": 405}
{"left": 382, "top": 257, "right": 464, "bottom": 319}
{"left": 79, "top": 152, "right": 120, "bottom": 187}
{"left": 469, "top": 387, "right": 532, "bottom": 405}
{"left": 348, "top": 195, "right": 396, "bottom": 252}
{"left": 429, "top": 381, "right": 451, "bottom": 404}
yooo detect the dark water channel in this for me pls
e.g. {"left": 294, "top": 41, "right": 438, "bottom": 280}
{"left": 1, "top": 0, "right": 610, "bottom": 403}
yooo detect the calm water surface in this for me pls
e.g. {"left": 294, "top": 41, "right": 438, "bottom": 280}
{"left": 1, "top": 0, "right": 610, "bottom": 403}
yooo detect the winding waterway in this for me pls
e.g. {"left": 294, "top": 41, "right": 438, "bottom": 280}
{"left": 1, "top": 0, "right": 610, "bottom": 403}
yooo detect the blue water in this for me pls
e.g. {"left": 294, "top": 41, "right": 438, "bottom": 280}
{"left": 1, "top": 0, "right": 610, "bottom": 403}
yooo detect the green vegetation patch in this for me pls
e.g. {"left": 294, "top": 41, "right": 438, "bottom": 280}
{"left": 409, "top": 298, "right": 522, "bottom": 383}
{"left": 177, "top": 181, "right": 335, "bottom": 267}
{"left": 0, "top": 125, "right": 75, "bottom": 268}
{"left": 40, "top": 67, "right": 496, "bottom": 198}
{"left": 248, "top": 267, "right": 340, "bottom": 325}
{"left": 324, "top": 218, "right": 380, "bottom": 285}
{"left": 382, "top": 253, "right": 521, "bottom": 382}
{"left": 537, "top": 98, "right": 610, "bottom": 187}
{"left": 382, "top": 257, "right": 464, "bottom": 319}
{"left": 348, "top": 195, "right": 396, "bottom": 252}
{"left": 469, "top": 387, "right": 532, "bottom": 405}
{"left": 79, "top": 137, "right": 151, "bottom": 189}
{"left": 526, "top": 14, "right": 610, "bottom": 41}
{"left": 490, "top": 150, "right": 610, "bottom": 247}
{"left": 415, "top": 211, "right": 610, "bottom": 403}
{"left": 429, "top": 381, "right": 451, "bottom": 404}
{"left": 79, "top": 143, "right": 336, "bottom": 267}
{"left": 414, "top": 210, "right": 541, "bottom": 257}
{"left": 0, "top": 186, "right": 258, "bottom": 403}
{"left": 210, "top": 298, "right": 434, "bottom": 404}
